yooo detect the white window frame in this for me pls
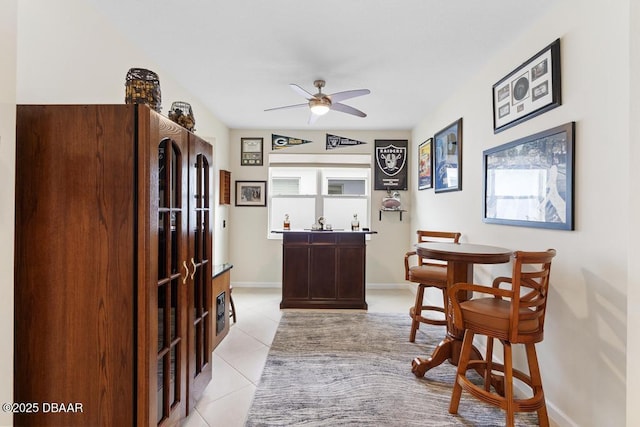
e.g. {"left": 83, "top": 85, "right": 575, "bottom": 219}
{"left": 268, "top": 154, "right": 372, "bottom": 239}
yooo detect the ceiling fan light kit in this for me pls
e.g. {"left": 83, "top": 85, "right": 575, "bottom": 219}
{"left": 309, "top": 98, "right": 331, "bottom": 116}
{"left": 266, "top": 79, "right": 370, "bottom": 122}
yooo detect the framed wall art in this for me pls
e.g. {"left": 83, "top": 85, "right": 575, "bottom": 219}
{"left": 418, "top": 138, "right": 433, "bottom": 190}
{"left": 241, "top": 137, "right": 264, "bottom": 166}
{"left": 483, "top": 122, "right": 575, "bottom": 230}
{"left": 374, "top": 139, "right": 408, "bottom": 190}
{"left": 492, "top": 38, "right": 561, "bottom": 133}
{"left": 434, "top": 118, "right": 462, "bottom": 193}
{"left": 235, "top": 180, "right": 267, "bottom": 206}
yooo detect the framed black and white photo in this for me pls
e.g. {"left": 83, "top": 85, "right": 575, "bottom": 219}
{"left": 483, "top": 122, "right": 575, "bottom": 230}
{"left": 434, "top": 118, "right": 462, "bottom": 193}
{"left": 492, "top": 39, "right": 561, "bottom": 133}
{"left": 418, "top": 138, "right": 433, "bottom": 190}
{"left": 241, "top": 137, "right": 264, "bottom": 166}
{"left": 235, "top": 180, "right": 267, "bottom": 206}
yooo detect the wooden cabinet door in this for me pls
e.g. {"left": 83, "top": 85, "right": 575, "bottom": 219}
{"left": 15, "top": 105, "right": 138, "bottom": 427}
{"left": 141, "top": 109, "right": 189, "bottom": 426}
{"left": 337, "top": 246, "right": 365, "bottom": 300}
{"left": 309, "top": 245, "right": 337, "bottom": 299}
{"left": 187, "top": 134, "right": 214, "bottom": 410}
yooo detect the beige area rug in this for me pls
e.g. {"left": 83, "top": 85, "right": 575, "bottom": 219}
{"left": 245, "top": 311, "right": 539, "bottom": 426}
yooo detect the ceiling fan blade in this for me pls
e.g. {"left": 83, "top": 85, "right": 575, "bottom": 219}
{"left": 290, "top": 84, "right": 317, "bottom": 100}
{"left": 264, "top": 103, "right": 308, "bottom": 112}
{"left": 308, "top": 113, "right": 320, "bottom": 125}
{"left": 328, "top": 89, "right": 371, "bottom": 103}
{"left": 331, "top": 102, "right": 367, "bottom": 118}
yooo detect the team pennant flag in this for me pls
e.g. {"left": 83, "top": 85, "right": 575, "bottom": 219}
{"left": 272, "top": 134, "right": 313, "bottom": 150}
{"left": 326, "top": 134, "right": 367, "bottom": 150}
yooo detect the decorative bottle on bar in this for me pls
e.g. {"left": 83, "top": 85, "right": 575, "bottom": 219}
{"left": 351, "top": 213, "right": 360, "bottom": 231}
{"left": 283, "top": 214, "right": 290, "bottom": 230}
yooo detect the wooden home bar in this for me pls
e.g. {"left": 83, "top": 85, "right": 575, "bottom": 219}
{"left": 276, "top": 230, "right": 376, "bottom": 309}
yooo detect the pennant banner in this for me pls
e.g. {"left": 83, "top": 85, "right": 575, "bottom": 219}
{"left": 326, "top": 134, "right": 367, "bottom": 150}
{"left": 272, "top": 134, "right": 313, "bottom": 150}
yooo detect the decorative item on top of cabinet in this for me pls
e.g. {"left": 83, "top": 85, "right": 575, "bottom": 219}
{"left": 220, "top": 170, "right": 231, "bottom": 205}
{"left": 125, "top": 67, "right": 162, "bottom": 112}
{"left": 169, "top": 101, "right": 196, "bottom": 131}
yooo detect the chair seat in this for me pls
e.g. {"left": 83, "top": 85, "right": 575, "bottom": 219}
{"left": 459, "top": 298, "right": 539, "bottom": 337}
{"left": 408, "top": 264, "right": 447, "bottom": 285}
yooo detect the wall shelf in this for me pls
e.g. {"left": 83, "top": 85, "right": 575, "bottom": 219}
{"left": 379, "top": 208, "right": 406, "bottom": 221}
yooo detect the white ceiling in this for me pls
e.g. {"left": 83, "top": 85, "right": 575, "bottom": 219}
{"left": 88, "top": 0, "right": 556, "bottom": 131}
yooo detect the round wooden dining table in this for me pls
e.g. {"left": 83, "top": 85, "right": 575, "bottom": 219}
{"left": 411, "top": 242, "right": 512, "bottom": 378}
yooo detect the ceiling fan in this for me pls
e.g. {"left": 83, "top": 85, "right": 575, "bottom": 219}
{"left": 265, "top": 80, "right": 371, "bottom": 124}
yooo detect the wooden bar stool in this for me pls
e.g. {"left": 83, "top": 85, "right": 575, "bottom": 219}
{"left": 448, "top": 249, "right": 556, "bottom": 427}
{"left": 404, "top": 230, "right": 461, "bottom": 342}
{"left": 229, "top": 284, "right": 236, "bottom": 323}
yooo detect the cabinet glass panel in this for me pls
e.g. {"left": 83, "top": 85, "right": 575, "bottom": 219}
{"left": 157, "top": 138, "right": 184, "bottom": 424}
{"left": 157, "top": 283, "right": 166, "bottom": 352}
{"left": 171, "top": 144, "right": 179, "bottom": 208}
{"left": 191, "top": 153, "right": 210, "bottom": 376}
{"left": 159, "top": 140, "right": 167, "bottom": 207}
{"left": 195, "top": 321, "right": 203, "bottom": 375}
{"left": 157, "top": 358, "right": 165, "bottom": 424}
{"left": 171, "top": 280, "right": 178, "bottom": 341}
{"left": 170, "top": 212, "right": 179, "bottom": 274}
{"left": 158, "top": 212, "right": 166, "bottom": 279}
{"left": 170, "top": 346, "right": 177, "bottom": 405}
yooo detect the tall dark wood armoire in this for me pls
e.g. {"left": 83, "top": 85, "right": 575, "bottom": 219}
{"left": 14, "top": 104, "right": 214, "bottom": 426}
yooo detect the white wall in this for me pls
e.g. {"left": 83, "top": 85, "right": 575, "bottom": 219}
{"left": 228, "top": 129, "right": 411, "bottom": 287}
{"left": 411, "top": 1, "right": 631, "bottom": 426}
{"left": 0, "top": 3, "right": 17, "bottom": 425}
{"left": 15, "top": 0, "right": 232, "bottom": 265}
{"left": 627, "top": 2, "right": 640, "bottom": 426}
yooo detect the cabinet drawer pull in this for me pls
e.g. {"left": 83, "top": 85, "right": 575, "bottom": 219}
{"left": 182, "top": 260, "right": 189, "bottom": 284}
{"left": 190, "top": 258, "right": 197, "bottom": 280}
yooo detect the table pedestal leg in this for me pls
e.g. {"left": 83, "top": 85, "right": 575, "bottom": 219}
{"left": 411, "top": 335, "right": 484, "bottom": 378}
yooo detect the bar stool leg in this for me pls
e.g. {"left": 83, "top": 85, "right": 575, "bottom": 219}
{"left": 229, "top": 286, "right": 237, "bottom": 324}
{"left": 409, "top": 284, "right": 425, "bottom": 342}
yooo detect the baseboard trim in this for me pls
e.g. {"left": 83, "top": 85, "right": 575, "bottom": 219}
{"left": 231, "top": 282, "right": 410, "bottom": 290}
{"left": 232, "top": 281, "right": 281, "bottom": 288}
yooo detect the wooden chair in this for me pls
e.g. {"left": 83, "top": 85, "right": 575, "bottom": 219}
{"left": 404, "top": 230, "right": 461, "bottom": 342}
{"left": 229, "top": 284, "right": 237, "bottom": 324}
{"left": 448, "top": 249, "right": 556, "bottom": 427}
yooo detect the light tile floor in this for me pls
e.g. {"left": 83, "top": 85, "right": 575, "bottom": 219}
{"left": 181, "top": 287, "right": 416, "bottom": 427}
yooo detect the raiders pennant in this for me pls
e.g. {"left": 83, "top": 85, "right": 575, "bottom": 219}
{"left": 326, "top": 134, "right": 367, "bottom": 150}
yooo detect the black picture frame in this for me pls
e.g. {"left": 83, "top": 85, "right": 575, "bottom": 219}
{"left": 482, "top": 122, "right": 575, "bottom": 230}
{"left": 418, "top": 138, "right": 433, "bottom": 190}
{"left": 434, "top": 118, "right": 463, "bottom": 193}
{"left": 241, "top": 137, "right": 264, "bottom": 166}
{"left": 492, "top": 38, "right": 562, "bottom": 133}
{"left": 235, "top": 180, "right": 267, "bottom": 206}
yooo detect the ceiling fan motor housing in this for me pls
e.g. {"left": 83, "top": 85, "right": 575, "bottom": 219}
{"left": 309, "top": 97, "right": 331, "bottom": 115}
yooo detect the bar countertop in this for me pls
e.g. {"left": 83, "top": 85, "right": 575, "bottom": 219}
{"left": 271, "top": 229, "right": 377, "bottom": 234}
{"left": 212, "top": 263, "right": 233, "bottom": 278}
